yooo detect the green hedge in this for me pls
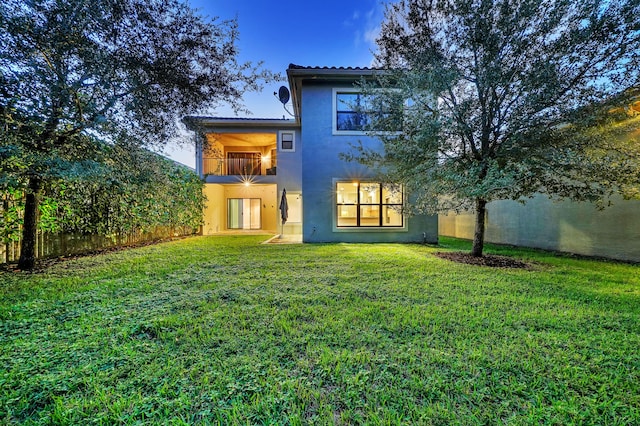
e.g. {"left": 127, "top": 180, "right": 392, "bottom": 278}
{"left": 1, "top": 147, "right": 203, "bottom": 245}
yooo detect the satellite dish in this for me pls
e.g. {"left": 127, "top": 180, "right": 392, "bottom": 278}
{"left": 273, "top": 85, "right": 295, "bottom": 118}
{"left": 278, "top": 86, "right": 290, "bottom": 105}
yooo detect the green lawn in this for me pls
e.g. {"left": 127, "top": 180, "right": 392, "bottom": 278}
{"left": 1, "top": 236, "right": 639, "bottom": 425}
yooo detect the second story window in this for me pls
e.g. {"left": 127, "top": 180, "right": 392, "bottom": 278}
{"left": 336, "top": 91, "right": 371, "bottom": 132}
{"left": 279, "top": 130, "right": 296, "bottom": 152}
{"left": 333, "top": 88, "right": 401, "bottom": 135}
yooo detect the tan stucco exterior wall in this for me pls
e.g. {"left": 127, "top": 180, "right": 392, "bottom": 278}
{"left": 202, "top": 184, "right": 225, "bottom": 235}
{"left": 439, "top": 194, "right": 640, "bottom": 262}
{"left": 202, "top": 183, "right": 278, "bottom": 234}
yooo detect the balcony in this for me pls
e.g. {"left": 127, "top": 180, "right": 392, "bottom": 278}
{"left": 203, "top": 156, "right": 276, "bottom": 176}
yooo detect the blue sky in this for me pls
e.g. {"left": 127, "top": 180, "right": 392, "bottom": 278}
{"left": 164, "top": 0, "right": 386, "bottom": 166}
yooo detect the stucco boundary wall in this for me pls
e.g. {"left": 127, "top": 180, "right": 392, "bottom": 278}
{"left": 438, "top": 194, "right": 640, "bottom": 262}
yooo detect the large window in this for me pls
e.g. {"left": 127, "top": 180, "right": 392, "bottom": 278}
{"left": 336, "top": 182, "right": 403, "bottom": 227}
{"left": 333, "top": 88, "right": 402, "bottom": 134}
{"left": 335, "top": 92, "right": 372, "bottom": 132}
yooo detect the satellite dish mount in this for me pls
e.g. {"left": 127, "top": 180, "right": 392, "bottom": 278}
{"left": 274, "top": 86, "right": 295, "bottom": 118}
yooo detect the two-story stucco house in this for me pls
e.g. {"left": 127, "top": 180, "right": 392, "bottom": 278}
{"left": 183, "top": 64, "right": 438, "bottom": 243}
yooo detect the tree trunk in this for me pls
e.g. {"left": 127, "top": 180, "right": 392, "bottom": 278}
{"left": 18, "top": 177, "right": 42, "bottom": 270}
{"left": 471, "top": 198, "right": 487, "bottom": 257}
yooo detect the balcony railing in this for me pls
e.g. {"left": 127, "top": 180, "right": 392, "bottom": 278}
{"left": 202, "top": 157, "right": 276, "bottom": 176}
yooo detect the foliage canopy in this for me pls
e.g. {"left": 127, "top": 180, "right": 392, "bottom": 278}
{"left": 0, "top": 0, "right": 272, "bottom": 268}
{"left": 349, "top": 0, "right": 640, "bottom": 256}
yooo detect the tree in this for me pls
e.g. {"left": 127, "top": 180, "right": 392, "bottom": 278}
{"left": 349, "top": 0, "right": 640, "bottom": 256}
{"left": 0, "top": 0, "right": 272, "bottom": 269}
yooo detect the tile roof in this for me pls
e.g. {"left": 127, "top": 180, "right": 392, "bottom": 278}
{"left": 185, "top": 116, "right": 293, "bottom": 122}
{"left": 288, "top": 64, "right": 381, "bottom": 71}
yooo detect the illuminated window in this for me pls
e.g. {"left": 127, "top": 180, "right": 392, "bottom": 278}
{"left": 336, "top": 182, "right": 403, "bottom": 227}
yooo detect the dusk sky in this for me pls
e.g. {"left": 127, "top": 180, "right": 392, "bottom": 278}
{"left": 164, "top": 0, "right": 386, "bottom": 166}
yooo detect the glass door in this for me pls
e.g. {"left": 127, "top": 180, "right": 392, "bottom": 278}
{"left": 227, "top": 153, "right": 261, "bottom": 175}
{"left": 227, "top": 198, "right": 261, "bottom": 230}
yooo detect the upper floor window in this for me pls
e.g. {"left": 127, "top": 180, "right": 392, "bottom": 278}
{"left": 279, "top": 130, "right": 296, "bottom": 152}
{"left": 335, "top": 91, "right": 371, "bottom": 132}
{"left": 333, "top": 88, "right": 402, "bottom": 135}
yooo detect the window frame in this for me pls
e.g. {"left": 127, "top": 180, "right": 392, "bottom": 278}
{"left": 332, "top": 88, "right": 402, "bottom": 136}
{"left": 334, "top": 180, "right": 406, "bottom": 230}
{"left": 278, "top": 130, "right": 296, "bottom": 152}
{"left": 333, "top": 88, "right": 370, "bottom": 135}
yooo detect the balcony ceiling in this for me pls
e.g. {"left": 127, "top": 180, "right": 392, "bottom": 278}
{"left": 206, "top": 133, "right": 276, "bottom": 147}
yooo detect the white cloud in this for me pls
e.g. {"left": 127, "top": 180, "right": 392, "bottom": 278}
{"left": 353, "top": 3, "right": 384, "bottom": 51}
{"left": 363, "top": 25, "right": 380, "bottom": 45}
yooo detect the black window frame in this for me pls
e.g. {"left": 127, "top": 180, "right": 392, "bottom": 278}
{"left": 336, "top": 181, "right": 404, "bottom": 228}
{"left": 334, "top": 89, "right": 402, "bottom": 134}
{"left": 335, "top": 92, "right": 371, "bottom": 132}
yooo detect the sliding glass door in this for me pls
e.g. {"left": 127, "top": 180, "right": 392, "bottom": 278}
{"left": 227, "top": 198, "right": 261, "bottom": 230}
{"left": 227, "top": 152, "right": 261, "bottom": 175}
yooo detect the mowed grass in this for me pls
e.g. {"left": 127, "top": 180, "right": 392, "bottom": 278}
{"left": 1, "top": 236, "right": 639, "bottom": 425}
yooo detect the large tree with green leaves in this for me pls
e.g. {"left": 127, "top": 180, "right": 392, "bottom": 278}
{"left": 0, "top": 0, "right": 271, "bottom": 269}
{"left": 350, "top": 0, "right": 640, "bottom": 256}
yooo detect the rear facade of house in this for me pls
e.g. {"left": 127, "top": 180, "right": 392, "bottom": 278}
{"left": 184, "top": 65, "right": 438, "bottom": 243}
